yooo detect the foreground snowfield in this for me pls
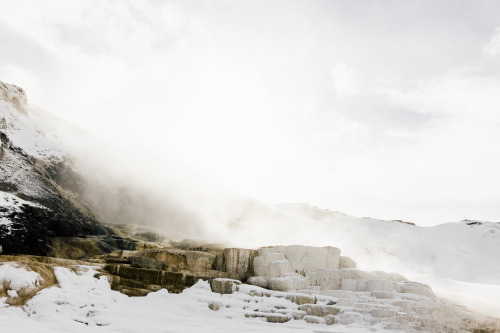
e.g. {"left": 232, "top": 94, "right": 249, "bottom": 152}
{"left": 1, "top": 265, "right": 381, "bottom": 333}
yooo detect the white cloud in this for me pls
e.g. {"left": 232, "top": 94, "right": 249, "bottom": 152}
{"left": 484, "top": 27, "right": 500, "bottom": 56}
{"left": 331, "top": 62, "right": 359, "bottom": 98}
{"left": 1, "top": 1, "right": 500, "bottom": 226}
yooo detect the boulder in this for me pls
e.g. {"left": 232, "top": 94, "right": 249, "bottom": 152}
{"left": 208, "top": 302, "right": 220, "bottom": 311}
{"left": 285, "top": 293, "right": 317, "bottom": 305}
{"left": 298, "top": 304, "right": 340, "bottom": 317}
{"left": 211, "top": 278, "right": 240, "bottom": 294}
{"left": 304, "top": 315, "right": 323, "bottom": 324}
{"left": 266, "top": 314, "right": 290, "bottom": 323}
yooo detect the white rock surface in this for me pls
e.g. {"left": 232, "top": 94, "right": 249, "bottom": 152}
{"left": 339, "top": 256, "right": 357, "bottom": 269}
{"left": 253, "top": 245, "right": 341, "bottom": 284}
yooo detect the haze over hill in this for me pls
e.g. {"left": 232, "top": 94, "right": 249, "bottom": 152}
{"left": 2, "top": 0, "right": 500, "bottom": 226}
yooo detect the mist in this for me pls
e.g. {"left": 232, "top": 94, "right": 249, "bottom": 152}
{"left": 2, "top": 0, "right": 500, "bottom": 226}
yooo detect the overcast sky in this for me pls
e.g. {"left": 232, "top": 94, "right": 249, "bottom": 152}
{"left": 1, "top": 0, "right": 500, "bottom": 225}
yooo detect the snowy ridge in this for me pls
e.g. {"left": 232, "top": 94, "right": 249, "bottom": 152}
{"left": 1, "top": 81, "right": 68, "bottom": 161}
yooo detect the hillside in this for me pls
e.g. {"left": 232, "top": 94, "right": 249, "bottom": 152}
{"left": 0, "top": 81, "right": 105, "bottom": 255}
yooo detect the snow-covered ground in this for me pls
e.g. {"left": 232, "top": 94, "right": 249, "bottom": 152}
{"left": 3, "top": 264, "right": 496, "bottom": 333}
{"left": 0, "top": 264, "right": 384, "bottom": 333}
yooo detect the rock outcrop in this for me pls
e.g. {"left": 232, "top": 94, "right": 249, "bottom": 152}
{"left": 220, "top": 248, "right": 257, "bottom": 279}
{"left": 210, "top": 278, "right": 240, "bottom": 294}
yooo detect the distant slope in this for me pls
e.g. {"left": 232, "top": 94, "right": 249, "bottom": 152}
{"left": 224, "top": 202, "right": 500, "bottom": 285}
{"left": 218, "top": 203, "right": 500, "bottom": 316}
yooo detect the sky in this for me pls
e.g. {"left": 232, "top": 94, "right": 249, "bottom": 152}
{"left": 1, "top": 0, "right": 500, "bottom": 226}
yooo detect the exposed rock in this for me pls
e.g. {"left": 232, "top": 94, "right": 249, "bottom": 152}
{"left": 208, "top": 302, "right": 220, "bottom": 311}
{"left": 132, "top": 248, "right": 216, "bottom": 273}
{"left": 211, "top": 278, "right": 240, "bottom": 294}
{"left": 247, "top": 276, "right": 268, "bottom": 288}
{"left": 285, "top": 293, "right": 316, "bottom": 305}
{"left": 220, "top": 248, "right": 257, "bottom": 279}
{"left": 269, "top": 274, "right": 310, "bottom": 291}
{"left": 304, "top": 315, "right": 323, "bottom": 324}
{"left": 266, "top": 313, "right": 290, "bottom": 323}
{"left": 256, "top": 245, "right": 340, "bottom": 277}
{"left": 104, "top": 264, "right": 211, "bottom": 294}
{"left": 0, "top": 81, "right": 28, "bottom": 114}
{"left": 398, "top": 281, "right": 435, "bottom": 297}
{"left": 298, "top": 304, "right": 340, "bottom": 317}
{"left": 325, "top": 315, "right": 336, "bottom": 325}
{"left": 254, "top": 252, "right": 288, "bottom": 277}
{"left": 290, "top": 310, "right": 307, "bottom": 320}
{"left": 370, "top": 291, "right": 395, "bottom": 299}
{"left": 129, "top": 256, "right": 166, "bottom": 270}
{"left": 339, "top": 256, "right": 357, "bottom": 269}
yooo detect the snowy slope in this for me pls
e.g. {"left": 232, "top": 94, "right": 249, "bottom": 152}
{"left": 1, "top": 81, "right": 69, "bottom": 161}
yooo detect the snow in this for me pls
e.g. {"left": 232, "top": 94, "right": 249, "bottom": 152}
{"left": 1, "top": 262, "right": 496, "bottom": 332}
{"left": 0, "top": 263, "right": 42, "bottom": 294}
{"left": 1, "top": 81, "right": 69, "bottom": 161}
{"left": 0, "top": 264, "right": 385, "bottom": 333}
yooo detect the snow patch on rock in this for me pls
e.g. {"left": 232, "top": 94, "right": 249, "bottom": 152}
{"left": 0, "top": 191, "right": 46, "bottom": 234}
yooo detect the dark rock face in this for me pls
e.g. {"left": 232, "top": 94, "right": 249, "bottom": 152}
{"left": 104, "top": 264, "right": 213, "bottom": 294}
{"left": 129, "top": 256, "right": 166, "bottom": 270}
{"left": 220, "top": 248, "right": 257, "bottom": 279}
{"left": 98, "top": 244, "right": 259, "bottom": 296}
{"left": 0, "top": 197, "right": 105, "bottom": 256}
